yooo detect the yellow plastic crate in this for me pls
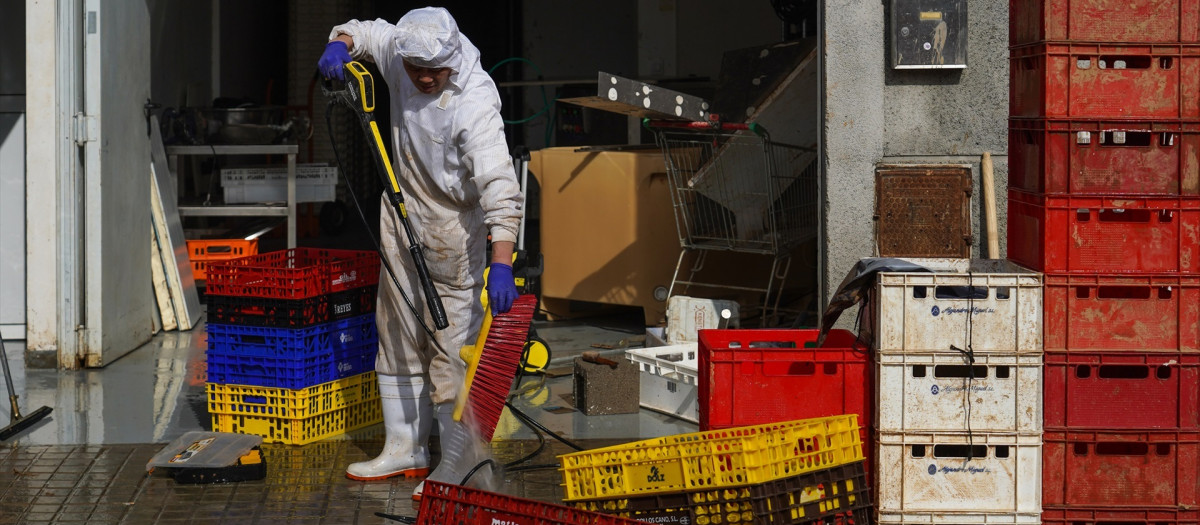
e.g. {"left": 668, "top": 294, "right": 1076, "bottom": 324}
{"left": 207, "top": 372, "right": 381, "bottom": 445}
{"left": 206, "top": 372, "right": 378, "bottom": 419}
{"left": 211, "top": 399, "right": 380, "bottom": 445}
{"left": 574, "top": 461, "right": 870, "bottom": 524}
{"left": 558, "top": 414, "right": 863, "bottom": 502}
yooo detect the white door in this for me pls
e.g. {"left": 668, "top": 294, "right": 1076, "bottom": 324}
{"left": 78, "top": 0, "right": 153, "bottom": 366}
{"left": 0, "top": 0, "right": 25, "bottom": 340}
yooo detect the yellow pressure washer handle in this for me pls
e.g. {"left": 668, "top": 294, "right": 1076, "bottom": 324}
{"left": 337, "top": 61, "right": 449, "bottom": 330}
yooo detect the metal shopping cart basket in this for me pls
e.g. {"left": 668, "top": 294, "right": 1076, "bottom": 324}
{"left": 646, "top": 118, "right": 820, "bottom": 325}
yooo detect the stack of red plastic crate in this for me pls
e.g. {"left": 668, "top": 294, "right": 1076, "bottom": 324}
{"left": 202, "top": 247, "right": 384, "bottom": 445}
{"left": 1008, "top": 2, "right": 1200, "bottom": 523}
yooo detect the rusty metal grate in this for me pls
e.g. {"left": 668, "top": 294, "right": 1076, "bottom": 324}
{"left": 875, "top": 165, "right": 972, "bottom": 257}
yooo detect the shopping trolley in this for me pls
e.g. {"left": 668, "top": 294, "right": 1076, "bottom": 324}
{"left": 645, "top": 118, "right": 820, "bottom": 325}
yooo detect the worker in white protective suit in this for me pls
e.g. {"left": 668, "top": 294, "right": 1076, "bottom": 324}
{"left": 317, "top": 7, "right": 523, "bottom": 499}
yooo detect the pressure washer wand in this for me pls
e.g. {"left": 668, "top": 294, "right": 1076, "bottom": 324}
{"left": 325, "top": 62, "right": 449, "bottom": 330}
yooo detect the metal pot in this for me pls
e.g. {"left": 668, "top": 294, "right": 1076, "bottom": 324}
{"left": 197, "top": 106, "right": 296, "bottom": 144}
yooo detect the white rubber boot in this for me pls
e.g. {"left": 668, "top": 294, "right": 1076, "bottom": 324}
{"left": 412, "top": 402, "right": 495, "bottom": 500}
{"left": 346, "top": 374, "right": 433, "bottom": 481}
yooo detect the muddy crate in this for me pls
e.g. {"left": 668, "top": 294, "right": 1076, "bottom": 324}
{"left": 876, "top": 351, "right": 1043, "bottom": 434}
{"left": 868, "top": 258, "right": 1044, "bottom": 354}
{"left": 1042, "top": 273, "right": 1200, "bottom": 353}
{"left": 875, "top": 432, "right": 1042, "bottom": 515}
{"left": 1043, "top": 430, "right": 1200, "bottom": 507}
{"left": 1008, "top": 118, "right": 1200, "bottom": 196}
{"left": 1043, "top": 351, "right": 1200, "bottom": 431}
{"left": 1010, "top": 0, "right": 1200, "bottom": 45}
{"left": 1011, "top": 42, "right": 1200, "bottom": 120}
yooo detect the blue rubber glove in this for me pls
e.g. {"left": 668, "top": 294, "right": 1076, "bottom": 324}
{"left": 318, "top": 41, "right": 351, "bottom": 81}
{"left": 487, "top": 263, "right": 518, "bottom": 315}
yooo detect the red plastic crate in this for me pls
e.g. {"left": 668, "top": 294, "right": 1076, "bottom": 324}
{"left": 1043, "top": 430, "right": 1200, "bottom": 507}
{"left": 204, "top": 247, "right": 380, "bottom": 300}
{"left": 187, "top": 238, "right": 258, "bottom": 281}
{"left": 1042, "top": 507, "right": 1200, "bottom": 525}
{"left": 1010, "top": 0, "right": 1200, "bottom": 46}
{"left": 1007, "top": 190, "right": 1200, "bottom": 274}
{"left": 1044, "top": 351, "right": 1200, "bottom": 431}
{"left": 414, "top": 480, "right": 647, "bottom": 525}
{"left": 697, "top": 328, "right": 870, "bottom": 431}
{"left": 1011, "top": 43, "right": 1200, "bottom": 120}
{"left": 1043, "top": 273, "right": 1200, "bottom": 353}
{"left": 206, "top": 285, "right": 377, "bottom": 328}
{"left": 1009, "top": 119, "right": 1200, "bottom": 195}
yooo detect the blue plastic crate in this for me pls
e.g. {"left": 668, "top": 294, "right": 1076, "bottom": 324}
{"left": 206, "top": 313, "right": 377, "bottom": 356}
{"left": 205, "top": 338, "right": 377, "bottom": 389}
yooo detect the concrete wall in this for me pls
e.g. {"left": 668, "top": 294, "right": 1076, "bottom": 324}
{"left": 823, "top": 0, "right": 1009, "bottom": 325}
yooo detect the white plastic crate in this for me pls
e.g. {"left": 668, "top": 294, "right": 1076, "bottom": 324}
{"left": 877, "top": 511, "right": 1042, "bottom": 525}
{"left": 220, "top": 164, "right": 338, "bottom": 184}
{"left": 869, "top": 258, "right": 1043, "bottom": 354}
{"left": 625, "top": 343, "right": 698, "bottom": 423}
{"left": 876, "top": 352, "right": 1043, "bottom": 434}
{"left": 875, "top": 431, "right": 1042, "bottom": 514}
{"left": 221, "top": 164, "right": 338, "bottom": 204}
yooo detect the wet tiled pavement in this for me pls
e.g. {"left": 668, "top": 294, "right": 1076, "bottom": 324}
{"left": 0, "top": 436, "right": 620, "bottom": 524}
{"left": 0, "top": 309, "right": 690, "bottom": 524}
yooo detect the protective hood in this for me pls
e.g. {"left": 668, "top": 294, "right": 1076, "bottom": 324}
{"left": 394, "top": 7, "right": 464, "bottom": 73}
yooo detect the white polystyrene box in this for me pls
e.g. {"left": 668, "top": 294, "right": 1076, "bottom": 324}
{"left": 875, "top": 431, "right": 1042, "bottom": 514}
{"left": 876, "top": 352, "right": 1043, "bottom": 434}
{"left": 626, "top": 343, "right": 698, "bottom": 423}
{"left": 871, "top": 258, "right": 1043, "bottom": 354}
{"left": 665, "top": 295, "right": 739, "bottom": 344}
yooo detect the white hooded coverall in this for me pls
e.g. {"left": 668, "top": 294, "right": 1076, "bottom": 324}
{"left": 329, "top": 11, "right": 524, "bottom": 406}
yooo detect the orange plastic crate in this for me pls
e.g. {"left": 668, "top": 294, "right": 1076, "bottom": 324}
{"left": 187, "top": 238, "right": 258, "bottom": 281}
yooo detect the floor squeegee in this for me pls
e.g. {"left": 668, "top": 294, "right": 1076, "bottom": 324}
{"left": 0, "top": 338, "right": 52, "bottom": 441}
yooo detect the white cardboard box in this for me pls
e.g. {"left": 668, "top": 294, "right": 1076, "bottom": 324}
{"left": 626, "top": 343, "right": 698, "bottom": 423}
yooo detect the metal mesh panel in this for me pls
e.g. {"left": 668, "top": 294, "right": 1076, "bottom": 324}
{"left": 875, "top": 165, "right": 972, "bottom": 257}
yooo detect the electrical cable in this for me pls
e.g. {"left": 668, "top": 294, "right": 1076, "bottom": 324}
{"left": 949, "top": 273, "right": 978, "bottom": 462}
{"left": 324, "top": 102, "right": 445, "bottom": 353}
{"left": 505, "top": 400, "right": 585, "bottom": 451}
{"left": 374, "top": 511, "right": 416, "bottom": 524}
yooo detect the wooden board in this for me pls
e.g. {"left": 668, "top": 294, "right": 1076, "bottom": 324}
{"left": 149, "top": 116, "right": 201, "bottom": 330}
{"left": 149, "top": 226, "right": 177, "bottom": 331}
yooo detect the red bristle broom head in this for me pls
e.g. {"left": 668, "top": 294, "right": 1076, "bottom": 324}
{"left": 463, "top": 293, "right": 538, "bottom": 442}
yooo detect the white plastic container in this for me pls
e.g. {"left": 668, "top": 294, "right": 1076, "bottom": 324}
{"left": 876, "top": 352, "right": 1043, "bottom": 434}
{"left": 665, "top": 295, "right": 738, "bottom": 344}
{"left": 625, "top": 343, "right": 698, "bottom": 423}
{"left": 875, "top": 431, "right": 1042, "bottom": 514}
{"left": 221, "top": 164, "right": 338, "bottom": 204}
{"left": 870, "top": 258, "right": 1043, "bottom": 354}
